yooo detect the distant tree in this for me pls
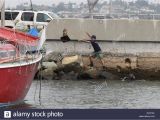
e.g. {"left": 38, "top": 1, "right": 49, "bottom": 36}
{"left": 102, "top": 1, "right": 108, "bottom": 5}
{"left": 55, "top": 2, "right": 66, "bottom": 12}
{"left": 154, "top": 4, "right": 160, "bottom": 13}
{"left": 52, "top": 4, "right": 56, "bottom": 8}
{"left": 135, "top": 0, "right": 149, "bottom": 8}
{"left": 129, "top": 2, "right": 135, "bottom": 6}
{"left": 68, "top": 2, "right": 73, "bottom": 11}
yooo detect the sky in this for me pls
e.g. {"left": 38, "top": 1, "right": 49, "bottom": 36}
{"left": 5, "top": 0, "right": 151, "bottom": 8}
{"left": 5, "top": 0, "right": 88, "bottom": 8}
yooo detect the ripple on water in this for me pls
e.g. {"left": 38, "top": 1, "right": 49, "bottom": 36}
{"left": 6, "top": 79, "right": 160, "bottom": 109}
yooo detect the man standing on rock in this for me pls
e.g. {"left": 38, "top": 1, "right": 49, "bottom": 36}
{"left": 82, "top": 32, "right": 105, "bottom": 68}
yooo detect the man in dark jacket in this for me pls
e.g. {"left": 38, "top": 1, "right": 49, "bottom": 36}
{"left": 60, "top": 29, "right": 70, "bottom": 43}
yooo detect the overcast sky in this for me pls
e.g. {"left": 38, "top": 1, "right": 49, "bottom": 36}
{"left": 5, "top": 0, "right": 88, "bottom": 8}
{"left": 5, "top": 0, "right": 150, "bottom": 8}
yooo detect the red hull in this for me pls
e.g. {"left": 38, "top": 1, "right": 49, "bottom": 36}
{"left": 0, "top": 56, "right": 42, "bottom": 103}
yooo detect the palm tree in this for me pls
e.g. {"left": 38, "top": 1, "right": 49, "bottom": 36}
{"left": 87, "top": 0, "right": 99, "bottom": 13}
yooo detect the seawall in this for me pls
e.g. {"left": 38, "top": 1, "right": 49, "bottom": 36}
{"left": 46, "top": 19, "right": 160, "bottom": 42}
{"left": 46, "top": 18, "right": 160, "bottom": 55}
{"left": 43, "top": 19, "right": 160, "bottom": 79}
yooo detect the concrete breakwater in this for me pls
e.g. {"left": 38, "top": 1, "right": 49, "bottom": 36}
{"left": 41, "top": 19, "right": 160, "bottom": 80}
{"left": 36, "top": 52, "right": 160, "bottom": 80}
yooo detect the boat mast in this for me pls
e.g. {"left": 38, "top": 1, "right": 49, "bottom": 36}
{"left": 0, "top": 0, "right": 5, "bottom": 27}
{"left": 30, "top": 0, "right": 33, "bottom": 11}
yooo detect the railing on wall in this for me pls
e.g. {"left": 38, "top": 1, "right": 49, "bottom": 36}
{"left": 58, "top": 12, "right": 160, "bottom": 20}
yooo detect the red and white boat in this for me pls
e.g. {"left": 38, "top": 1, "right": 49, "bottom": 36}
{"left": 0, "top": 27, "right": 43, "bottom": 105}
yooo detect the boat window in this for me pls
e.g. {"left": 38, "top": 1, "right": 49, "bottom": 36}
{"left": 36, "top": 13, "right": 51, "bottom": 22}
{"left": 5, "top": 12, "right": 19, "bottom": 20}
{"left": 0, "top": 12, "right": 19, "bottom": 20}
{"left": 21, "top": 12, "right": 34, "bottom": 21}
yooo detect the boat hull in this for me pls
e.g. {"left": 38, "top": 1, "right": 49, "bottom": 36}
{"left": 0, "top": 55, "right": 42, "bottom": 104}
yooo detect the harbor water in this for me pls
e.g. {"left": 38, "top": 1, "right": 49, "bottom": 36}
{"left": 9, "top": 79, "right": 160, "bottom": 109}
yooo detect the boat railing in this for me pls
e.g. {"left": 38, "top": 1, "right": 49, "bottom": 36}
{"left": 58, "top": 12, "right": 160, "bottom": 20}
{"left": 0, "top": 52, "right": 40, "bottom": 64}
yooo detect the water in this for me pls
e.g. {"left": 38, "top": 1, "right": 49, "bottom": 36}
{"left": 8, "top": 79, "right": 160, "bottom": 109}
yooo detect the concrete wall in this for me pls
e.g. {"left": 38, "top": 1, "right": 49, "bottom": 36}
{"left": 46, "top": 18, "right": 160, "bottom": 42}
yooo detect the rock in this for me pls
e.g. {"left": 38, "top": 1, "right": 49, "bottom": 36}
{"left": 43, "top": 52, "right": 63, "bottom": 62}
{"left": 37, "top": 62, "right": 58, "bottom": 80}
{"left": 77, "top": 68, "right": 98, "bottom": 80}
{"left": 77, "top": 72, "right": 93, "bottom": 80}
{"left": 38, "top": 67, "right": 56, "bottom": 80}
{"left": 55, "top": 55, "right": 83, "bottom": 73}
{"left": 121, "top": 73, "right": 136, "bottom": 81}
{"left": 54, "top": 62, "right": 83, "bottom": 76}
{"left": 58, "top": 71, "right": 78, "bottom": 80}
{"left": 77, "top": 68, "right": 119, "bottom": 80}
{"left": 52, "top": 55, "right": 84, "bottom": 80}
{"left": 63, "top": 62, "right": 82, "bottom": 73}
{"left": 97, "top": 71, "right": 119, "bottom": 80}
{"left": 43, "top": 62, "right": 57, "bottom": 71}
{"left": 39, "top": 54, "right": 132, "bottom": 80}
{"left": 62, "top": 55, "right": 79, "bottom": 65}
{"left": 62, "top": 55, "right": 83, "bottom": 72}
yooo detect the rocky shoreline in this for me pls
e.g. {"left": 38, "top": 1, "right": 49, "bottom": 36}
{"left": 35, "top": 52, "right": 160, "bottom": 80}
